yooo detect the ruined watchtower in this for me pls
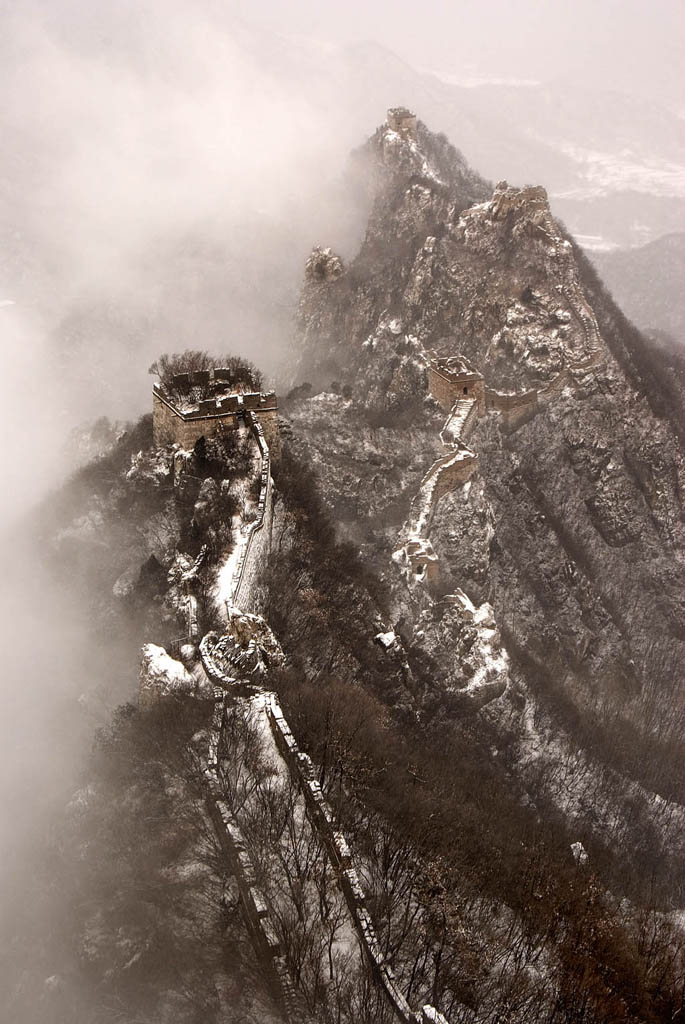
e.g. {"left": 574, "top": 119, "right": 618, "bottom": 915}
{"left": 152, "top": 370, "right": 279, "bottom": 453}
{"left": 386, "top": 106, "right": 417, "bottom": 140}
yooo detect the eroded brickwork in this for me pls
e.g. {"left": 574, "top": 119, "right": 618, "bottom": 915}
{"left": 152, "top": 378, "right": 279, "bottom": 451}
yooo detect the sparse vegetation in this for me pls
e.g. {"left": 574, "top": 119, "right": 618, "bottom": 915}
{"left": 148, "top": 350, "right": 264, "bottom": 395}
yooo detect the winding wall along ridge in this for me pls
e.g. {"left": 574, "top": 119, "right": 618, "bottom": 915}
{"left": 201, "top": 647, "right": 449, "bottom": 1023}
{"left": 204, "top": 689, "right": 306, "bottom": 1024}
{"left": 204, "top": 677, "right": 449, "bottom": 1024}
{"left": 197, "top": 415, "right": 447, "bottom": 1020}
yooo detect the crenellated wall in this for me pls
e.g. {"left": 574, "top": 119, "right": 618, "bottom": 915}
{"left": 396, "top": 394, "right": 479, "bottom": 584}
{"left": 199, "top": 675, "right": 450, "bottom": 1023}
{"left": 152, "top": 379, "right": 279, "bottom": 450}
{"left": 264, "top": 693, "right": 448, "bottom": 1024}
{"left": 203, "top": 691, "right": 305, "bottom": 1023}
{"left": 484, "top": 386, "right": 539, "bottom": 432}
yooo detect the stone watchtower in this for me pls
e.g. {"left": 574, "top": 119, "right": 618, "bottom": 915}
{"left": 152, "top": 369, "right": 279, "bottom": 453}
{"left": 428, "top": 356, "right": 485, "bottom": 411}
{"left": 386, "top": 106, "right": 417, "bottom": 140}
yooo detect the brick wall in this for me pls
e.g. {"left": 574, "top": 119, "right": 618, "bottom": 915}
{"left": 203, "top": 694, "right": 305, "bottom": 1023}
{"left": 428, "top": 367, "right": 485, "bottom": 412}
{"left": 152, "top": 390, "right": 241, "bottom": 447}
{"left": 484, "top": 386, "right": 539, "bottom": 432}
{"left": 152, "top": 384, "right": 279, "bottom": 451}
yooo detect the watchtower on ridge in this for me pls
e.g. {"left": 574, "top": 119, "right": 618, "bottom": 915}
{"left": 386, "top": 106, "right": 417, "bottom": 140}
{"left": 152, "top": 369, "right": 279, "bottom": 452}
{"left": 428, "top": 355, "right": 485, "bottom": 411}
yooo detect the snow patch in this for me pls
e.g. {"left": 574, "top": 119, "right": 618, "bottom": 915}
{"left": 140, "top": 643, "right": 196, "bottom": 701}
{"left": 571, "top": 841, "right": 589, "bottom": 866}
{"left": 374, "top": 630, "right": 397, "bottom": 650}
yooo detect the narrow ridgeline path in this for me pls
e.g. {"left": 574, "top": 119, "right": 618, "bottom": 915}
{"left": 535, "top": 202, "right": 604, "bottom": 372}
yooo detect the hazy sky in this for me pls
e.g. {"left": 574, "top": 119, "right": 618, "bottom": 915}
{"left": 237, "top": 0, "right": 684, "bottom": 106}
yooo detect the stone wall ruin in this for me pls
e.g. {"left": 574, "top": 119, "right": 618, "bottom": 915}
{"left": 152, "top": 372, "right": 279, "bottom": 452}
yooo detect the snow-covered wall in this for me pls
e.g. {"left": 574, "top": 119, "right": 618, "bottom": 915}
{"left": 266, "top": 695, "right": 449, "bottom": 1024}
{"left": 231, "top": 413, "right": 274, "bottom": 614}
{"left": 204, "top": 692, "right": 303, "bottom": 1024}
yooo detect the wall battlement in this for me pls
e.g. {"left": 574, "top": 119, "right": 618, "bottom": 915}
{"left": 203, "top": 682, "right": 450, "bottom": 1024}
{"left": 484, "top": 385, "right": 539, "bottom": 432}
{"left": 429, "top": 358, "right": 485, "bottom": 412}
{"left": 203, "top": 693, "right": 305, "bottom": 1023}
{"left": 152, "top": 375, "right": 279, "bottom": 452}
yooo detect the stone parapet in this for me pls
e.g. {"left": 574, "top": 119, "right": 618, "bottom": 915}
{"left": 203, "top": 696, "right": 304, "bottom": 1021}
{"left": 484, "top": 386, "right": 539, "bottom": 432}
{"left": 152, "top": 379, "right": 278, "bottom": 449}
{"left": 265, "top": 692, "right": 445, "bottom": 1024}
{"left": 202, "top": 685, "right": 452, "bottom": 1023}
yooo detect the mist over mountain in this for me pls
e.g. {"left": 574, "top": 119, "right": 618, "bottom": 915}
{"left": 1, "top": 4, "right": 683, "bottom": 1023}
{"left": 592, "top": 232, "right": 685, "bottom": 340}
{"left": 4, "top": 102, "right": 684, "bottom": 1024}
{"left": 1, "top": 2, "right": 683, "bottom": 437}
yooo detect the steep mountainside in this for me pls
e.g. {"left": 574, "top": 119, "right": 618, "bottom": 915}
{"left": 291, "top": 111, "right": 685, "bottom": 727}
{"left": 287, "top": 113, "right": 685, "bottom": 910}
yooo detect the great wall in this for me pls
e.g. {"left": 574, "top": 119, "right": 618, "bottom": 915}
{"left": 143, "top": 158, "right": 610, "bottom": 1022}
{"left": 395, "top": 181, "right": 608, "bottom": 589}
{"left": 490, "top": 180, "right": 604, "bottom": 373}
{"left": 150, "top": 369, "right": 451, "bottom": 1023}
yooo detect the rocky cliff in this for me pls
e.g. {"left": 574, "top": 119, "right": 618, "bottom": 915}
{"left": 285, "top": 113, "right": 685, "bottom": 968}
{"left": 290, "top": 111, "right": 685, "bottom": 765}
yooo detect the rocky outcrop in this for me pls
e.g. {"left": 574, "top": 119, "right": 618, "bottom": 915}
{"left": 287, "top": 110, "right": 685, "bottom": 799}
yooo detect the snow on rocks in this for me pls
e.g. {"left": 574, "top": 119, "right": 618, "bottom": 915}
{"left": 462, "top": 626, "right": 509, "bottom": 706}
{"left": 112, "top": 563, "right": 139, "bottom": 599}
{"left": 571, "top": 841, "right": 589, "bottom": 867}
{"left": 139, "top": 643, "right": 211, "bottom": 703}
{"left": 126, "top": 447, "right": 171, "bottom": 486}
{"left": 201, "top": 612, "right": 285, "bottom": 689}
{"left": 444, "top": 589, "right": 477, "bottom": 620}
{"left": 305, "top": 246, "right": 344, "bottom": 283}
{"left": 422, "top": 1007, "right": 450, "bottom": 1024}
